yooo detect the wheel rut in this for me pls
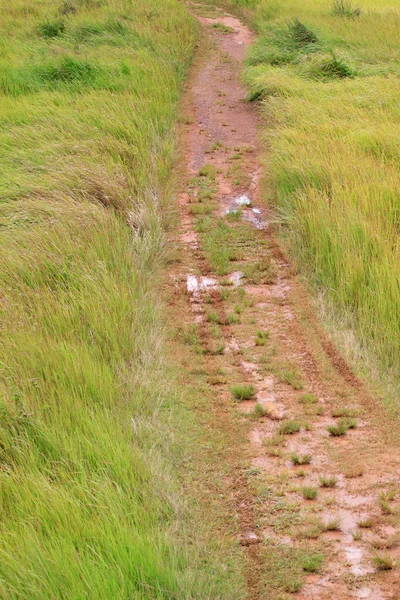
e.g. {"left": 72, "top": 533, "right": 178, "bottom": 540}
{"left": 172, "top": 4, "right": 400, "bottom": 598}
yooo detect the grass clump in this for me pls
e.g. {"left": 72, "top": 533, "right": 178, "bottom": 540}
{"left": 301, "top": 486, "right": 318, "bottom": 500}
{"left": 290, "top": 453, "right": 311, "bottom": 465}
{"left": 255, "top": 330, "right": 270, "bottom": 346}
{"left": 298, "top": 393, "right": 317, "bottom": 404}
{"left": 279, "top": 419, "right": 301, "bottom": 435}
{"left": 319, "top": 475, "right": 338, "bottom": 488}
{"left": 230, "top": 383, "right": 256, "bottom": 401}
{"left": 289, "top": 19, "right": 318, "bottom": 47}
{"left": 301, "top": 553, "right": 323, "bottom": 573}
{"left": 357, "top": 517, "right": 373, "bottom": 528}
{"left": 373, "top": 553, "right": 397, "bottom": 571}
{"left": 38, "top": 19, "right": 65, "bottom": 38}
{"left": 327, "top": 417, "right": 356, "bottom": 436}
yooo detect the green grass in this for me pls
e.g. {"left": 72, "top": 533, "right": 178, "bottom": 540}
{"left": 230, "top": 383, "right": 256, "bottom": 400}
{"left": 0, "top": 1, "right": 244, "bottom": 598}
{"left": 278, "top": 419, "right": 301, "bottom": 435}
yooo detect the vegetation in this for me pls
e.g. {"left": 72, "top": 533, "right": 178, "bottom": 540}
{"left": 0, "top": 1, "right": 244, "bottom": 598}
{"left": 206, "top": 0, "right": 400, "bottom": 409}
{"left": 230, "top": 383, "right": 256, "bottom": 400}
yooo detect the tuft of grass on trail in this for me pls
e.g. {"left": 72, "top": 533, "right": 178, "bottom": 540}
{"left": 0, "top": 1, "right": 243, "bottom": 598}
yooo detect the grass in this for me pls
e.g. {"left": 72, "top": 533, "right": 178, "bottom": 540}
{"left": 327, "top": 417, "right": 357, "bottom": 436}
{"left": 278, "top": 419, "right": 301, "bottom": 435}
{"left": 373, "top": 553, "right": 397, "bottom": 571}
{"left": 255, "top": 329, "right": 270, "bottom": 346}
{"left": 290, "top": 453, "right": 312, "bottom": 465}
{"left": 0, "top": 0, "right": 246, "bottom": 598}
{"left": 301, "top": 553, "right": 323, "bottom": 573}
{"left": 233, "top": 0, "right": 400, "bottom": 410}
{"left": 319, "top": 475, "right": 338, "bottom": 488}
{"left": 357, "top": 517, "right": 374, "bottom": 528}
{"left": 301, "top": 486, "right": 318, "bottom": 500}
{"left": 230, "top": 383, "right": 256, "bottom": 401}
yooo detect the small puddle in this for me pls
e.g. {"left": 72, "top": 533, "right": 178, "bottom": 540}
{"left": 228, "top": 270, "right": 243, "bottom": 286}
{"left": 186, "top": 274, "right": 218, "bottom": 293}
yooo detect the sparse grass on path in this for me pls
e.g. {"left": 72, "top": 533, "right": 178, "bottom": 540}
{"left": 202, "top": 0, "right": 400, "bottom": 411}
{"left": 0, "top": 1, "right": 243, "bottom": 598}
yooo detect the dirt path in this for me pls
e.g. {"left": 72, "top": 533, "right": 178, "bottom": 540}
{"left": 173, "top": 4, "right": 400, "bottom": 598}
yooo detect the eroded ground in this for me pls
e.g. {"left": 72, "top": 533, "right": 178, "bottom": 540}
{"left": 171, "top": 4, "right": 400, "bottom": 598}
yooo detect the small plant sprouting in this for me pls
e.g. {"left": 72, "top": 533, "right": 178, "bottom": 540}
{"left": 320, "top": 475, "right": 338, "bottom": 488}
{"left": 255, "top": 330, "right": 270, "bottom": 346}
{"left": 230, "top": 384, "right": 255, "bottom": 401}
{"left": 302, "top": 486, "right": 318, "bottom": 500}
{"left": 291, "top": 453, "right": 312, "bottom": 466}
{"left": 278, "top": 419, "right": 301, "bottom": 435}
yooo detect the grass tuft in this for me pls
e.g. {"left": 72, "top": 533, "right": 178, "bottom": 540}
{"left": 319, "top": 475, "right": 338, "bottom": 488}
{"left": 279, "top": 419, "right": 301, "bottom": 435}
{"left": 230, "top": 383, "right": 256, "bottom": 401}
{"left": 301, "top": 486, "right": 318, "bottom": 500}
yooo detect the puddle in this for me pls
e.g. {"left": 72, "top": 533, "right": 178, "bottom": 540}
{"left": 242, "top": 208, "right": 266, "bottom": 230}
{"left": 344, "top": 543, "right": 371, "bottom": 576}
{"left": 228, "top": 270, "right": 243, "bottom": 286}
{"left": 186, "top": 274, "right": 218, "bottom": 293}
{"left": 234, "top": 194, "right": 251, "bottom": 206}
{"left": 355, "top": 587, "right": 385, "bottom": 599}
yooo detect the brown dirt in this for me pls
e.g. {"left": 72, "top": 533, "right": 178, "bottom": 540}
{"left": 171, "top": 5, "right": 400, "bottom": 599}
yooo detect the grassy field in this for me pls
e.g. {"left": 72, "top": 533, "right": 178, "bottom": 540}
{"left": 0, "top": 1, "right": 244, "bottom": 598}
{"left": 206, "top": 0, "right": 400, "bottom": 405}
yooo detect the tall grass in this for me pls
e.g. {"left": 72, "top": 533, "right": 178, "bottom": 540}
{"left": 0, "top": 0, "right": 243, "bottom": 597}
{"left": 214, "top": 0, "right": 400, "bottom": 405}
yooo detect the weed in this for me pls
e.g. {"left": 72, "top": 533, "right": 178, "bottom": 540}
{"left": 372, "top": 535, "right": 399, "bottom": 550}
{"left": 373, "top": 553, "right": 397, "bottom": 571}
{"left": 352, "top": 530, "right": 362, "bottom": 541}
{"left": 319, "top": 476, "right": 338, "bottom": 488}
{"left": 302, "top": 486, "right": 318, "bottom": 500}
{"left": 255, "top": 330, "right": 270, "bottom": 346}
{"left": 284, "top": 578, "right": 303, "bottom": 593}
{"left": 230, "top": 384, "right": 256, "bottom": 401}
{"left": 279, "top": 420, "right": 301, "bottom": 435}
{"left": 291, "top": 453, "right": 312, "bottom": 465}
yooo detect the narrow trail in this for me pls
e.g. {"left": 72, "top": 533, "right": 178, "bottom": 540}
{"left": 173, "top": 4, "right": 400, "bottom": 598}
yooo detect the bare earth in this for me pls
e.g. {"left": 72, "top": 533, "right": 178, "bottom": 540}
{"left": 173, "top": 6, "right": 400, "bottom": 599}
